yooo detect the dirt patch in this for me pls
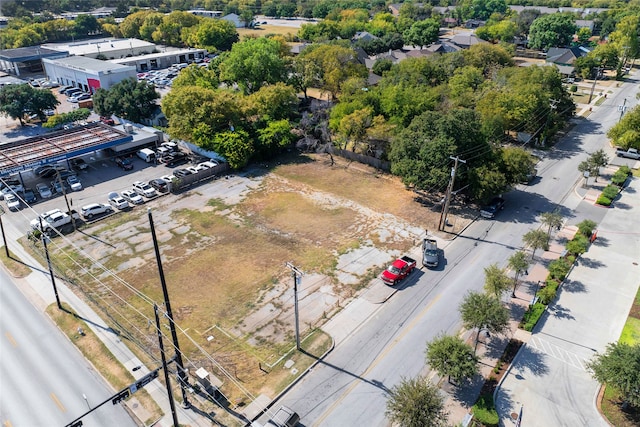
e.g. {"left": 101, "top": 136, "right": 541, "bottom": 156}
{"left": 47, "top": 153, "right": 473, "bottom": 401}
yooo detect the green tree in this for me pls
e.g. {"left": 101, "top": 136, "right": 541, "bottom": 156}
{"left": 402, "top": 18, "right": 440, "bottom": 49}
{"left": 588, "top": 342, "right": 640, "bottom": 408}
{"left": 528, "top": 13, "right": 577, "bottom": 50}
{"left": 43, "top": 108, "right": 90, "bottom": 128}
{"left": 426, "top": 334, "right": 479, "bottom": 384}
{"left": 0, "top": 84, "right": 58, "bottom": 126}
{"left": 119, "top": 10, "right": 155, "bottom": 38}
{"left": 245, "top": 82, "right": 299, "bottom": 121}
{"left": 256, "top": 119, "right": 296, "bottom": 156}
{"left": 210, "top": 130, "right": 253, "bottom": 169}
{"left": 288, "top": 56, "right": 322, "bottom": 102}
{"left": 483, "top": 263, "right": 511, "bottom": 299}
{"left": 385, "top": 376, "right": 448, "bottom": 427}
{"left": 540, "top": 211, "right": 563, "bottom": 239}
{"left": 459, "top": 291, "right": 510, "bottom": 352}
{"left": 300, "top": 43, "right": 368, "bottom": 100}
{"left": 578, "top": 149, "right": 610, "bottom": 183}
{"left": 523, "top": 229, "right": 549, "bottom": 260}
{"left": 92, "top": 78, "right": 159, "bottom": 124}
{"left": 609, "top": 15, "right": 639, "bottom": 70}
{"left": 607, "top": 105, "right": 640, "bottom": 150}
{"left": 501, "top": 146, "right": 537, "bottom": 185}
{"left": 184, "top": 18, "right": 238, "bottom": 51}
{"left": 462, "top": 42, "right": 514, "bottom": 75}
{"left": 162, "top": 86, "right": 242, "bottom": 142}
{"left": 171, "top": 64, "right": 220, "bottom": 90}
{"left": 507, "top": 251, "right": 530, "bottom": 298}
{"left": 389, "top": 109, "right": 492, "bottom": 195}
{"left": 72, "top": 14, "right": 99, "bottom": 39}
{"left": 577, "top": 219, "right": 597, "bottom": 238}
{"left": 220, "top": 37, "right": 288, "bottom": 94}
{"left": 152, "top": 11, "right": 200, "bottom": 46}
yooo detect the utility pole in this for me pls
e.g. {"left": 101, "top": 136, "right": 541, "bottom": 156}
{"left": 39, "top": 217, "right": 62, "bottom": 310}
{"left": 56, "top": 170, "right": 76, "bottom": 231}
{"left": 438, "top": 156, "right": 466, "bottom": 231}
{"left": 285, "top": 262, "right": 304, "bottom": 351}
{"left": 148, "top": 208, "right": 189, "bottom": 408}
{"left": 587, "top": 66, "right": 601, "bottom": 104}
{"left": 0, "top": 211, "right": 9, "bottom": 258}
{"left": 154, "top": 303, "right": 180, "bottom": 427}
{"left": 618, "top": 98, "right": 627, "bottom": 122}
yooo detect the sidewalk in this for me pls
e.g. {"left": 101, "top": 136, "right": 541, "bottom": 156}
{"left": 2, "top": 231, "right": 212, "bottom": 427}
{"left": 493, "top": 178, "right": 639, "bottom": 426}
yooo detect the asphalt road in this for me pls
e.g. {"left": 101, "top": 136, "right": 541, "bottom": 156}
{"left": 270, "top": 76, "right": 639, "bottom": 426}
{"left": 0, "top": 266, "right": 137, "bottom": 427}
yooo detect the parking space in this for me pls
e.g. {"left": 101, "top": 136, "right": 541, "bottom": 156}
{"left": 1, "top": 152, "right": 217, "bottom": 234}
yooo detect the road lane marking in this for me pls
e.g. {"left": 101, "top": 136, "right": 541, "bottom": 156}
{"left": 50, "top": 393, "right": 66, "bottom": 412}
{"left": 529, "top": 336, "right": 589, "bottom": 371}
{"left": 4, "top": 332, "right": 17, "bottom": 347}
{"left": 312, "top": 294, "right": 442, "bottom": 426}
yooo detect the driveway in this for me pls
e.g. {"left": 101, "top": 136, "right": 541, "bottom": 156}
{"left": 495, "top": 178, "right": 640, "bottom": 426}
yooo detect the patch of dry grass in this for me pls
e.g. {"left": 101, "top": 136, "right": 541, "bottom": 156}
{"left": 0, "top": 246, "right": 32, "bottom": 277}
{"left": 237, "top": 25, "right": 299, "bottom": 40}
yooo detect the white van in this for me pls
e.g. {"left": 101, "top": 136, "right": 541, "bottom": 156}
{"left": 137, "top": 148, "right": 156, "bottom": 163}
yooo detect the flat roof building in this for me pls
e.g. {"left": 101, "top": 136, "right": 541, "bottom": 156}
{"left": 42, "top": 38, "right": 156, "bottom": 60}
{"left": 43, "top": 56, "right": 136, "bottom": 93}
{"left": 110, "top": 48, "right": 207, "bottom": 72}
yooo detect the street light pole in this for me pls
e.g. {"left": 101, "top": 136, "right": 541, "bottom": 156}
{"left": 587, "top": 66, "right": 601, "bottom": 104}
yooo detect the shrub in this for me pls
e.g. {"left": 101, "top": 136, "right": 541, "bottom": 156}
{"left": 472, "top": 394, "right": 499, "bottom": 427}
{"left": 577, "top": 219, "right": 597, "bottom": 237}
{"left": 611, "top": 170, "right": 628, "bottom": 186}
{"left": 548, "top": 258, "right": 571, "bottom": 280}
{"left": 569, "top": 85, "right": 578, "bottom": 92}
{"left": 619, "top": 165, "right": 632, "bottom": 176}
{"left": 521, "top": 302, "right": 546, "bottom": 331}
{"left": 538, "top": 282, "right": 559, "bottom": 304}
{"left": 602, "top": 184, "right": 619, "bottom": 200}
{"left": 566, "top": 234, "right": 589, "bottom": 255}
{"left": 596, "top": 194, "right": 612, "bottom": 206}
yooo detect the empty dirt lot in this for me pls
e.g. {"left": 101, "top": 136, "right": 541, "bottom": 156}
{"left": 43, "top": 152, "right": 474, "bottom": 402}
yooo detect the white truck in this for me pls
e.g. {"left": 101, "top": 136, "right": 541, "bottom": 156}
{"left": 39, "top": 210, "right": 80, "bottom": 233}
{"left": 615, "top": 148, "right": 640, "bottom": 160}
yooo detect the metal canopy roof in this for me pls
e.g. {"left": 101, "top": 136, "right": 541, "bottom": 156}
{"left": 0, "top": 46, "right": 67, "bottom": 63}
{"left": 0, "top": 122, "right": 132, "bottom": 176}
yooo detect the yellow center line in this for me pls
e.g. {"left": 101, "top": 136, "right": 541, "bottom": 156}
{"left": 50, "top": 393, "right": 66, "bottom": 412}
{"left": 4, "top": 332, "right": 17, "bottom": 348}
{"left": 313, "top": 293, "right": 442, "bottom": 426}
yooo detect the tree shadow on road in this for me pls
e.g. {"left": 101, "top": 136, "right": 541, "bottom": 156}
{"left": 515, "top": 343, "right": 550, "bottom": 377}
{"left": 548, "top": 303, "right": 575, "bottom": 320}
{"left": 561, "top": 278, "right": 587, "bottom": 294}
{"left": 577, "top": 256, "right": 605, "bottom": 269}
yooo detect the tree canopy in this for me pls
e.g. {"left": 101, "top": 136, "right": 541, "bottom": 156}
{"left": 93, "top": 78, "right": 159, "bottom": 123}
{"left": 386, "top": 376, "right": 449, "bottom": 427}
{"left": 608, "top": 105, "right": 640, "bottom": 150}
{"left": 459, "top": 291, "right": 510, "bottom": 352}
{"left": 0, "top": 84, "right": 58, "bottom": 126}
{"left": 528, "top": 13, "right": 577, "bottom": 50}
{"left": 588, "top": 342, "right": 640, "bottom": 407}
{"left": 426, "top": 334, "right": 479, "bottom": 384}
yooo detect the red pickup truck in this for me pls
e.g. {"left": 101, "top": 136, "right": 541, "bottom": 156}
{"left": 380, "top": 256, "right": 416, "bottom": 286}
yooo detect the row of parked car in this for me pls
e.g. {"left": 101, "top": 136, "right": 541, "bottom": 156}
{"left": 58, "top": 85, "right": 92, "bottom": 103}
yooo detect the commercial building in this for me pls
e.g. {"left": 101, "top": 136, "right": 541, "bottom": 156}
{"left": 110, "top": 48, "right": 208, "bottom": 72}
{"left": 42, "top": 56, "right": 136, "bottom": 93}
{"left": 42, "top": 38, "right": 156, "bottom": 60}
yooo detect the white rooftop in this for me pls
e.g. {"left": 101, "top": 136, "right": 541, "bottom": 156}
{"left": 43, "top": 38, "right": 155, "bottom": 56}
{"left": 43, "top": 56, "right": 135, "bottom": 73}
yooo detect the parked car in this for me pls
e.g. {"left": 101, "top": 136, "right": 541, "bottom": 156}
{"left": 1, "top": 185, "right": 23, "bottom": 200}
{"left": 35, "top": 165, "right": 65, "bottom": 178}
{"left": 197, "top": 161, "right": 217, "bottom": 170}
{"left": 23, "top": 188, "right": 37, "bottom": 203}
{"left": 58, "top": 85, "right": 72, "bottom": 94}
{"left": 67, "top": 93, "right": 91, "bottom": 103}
{"left": 67, "top": 175, "right": 83, "bottom": 191}
{"left": 164, "top": 153, "right": 189, "bottom": 167}
{"left": 108, "top": 192, "right": 130, "bottom": 210}
{"left": 70, "top": 158, "right": 88, "bottom": 171}
{"left": 174, "top": 168, "right": 192, "bottom": 178}
{"left": 63, "top": 87, "right": 82, "bottom": 96}
{"left": 121, "top": 189, "right": 144, "bottom": 205}
{"left": 100, "top": 116, "right": 115, "bottom": 125}
{"left": 50, "top": 179, "right": 69, "bottom": 194}
{"left": 80, "top": 203, "right": 112, "bottom": 219}
{"left": 36, "top": 183, "right": 52, "bottom": 199}
{"left": 115, "top": 157, "right": 134, "bottom": 170}
{"left": 132, "top": 181, "right": 157, "bottom": 198}
{"left": 5, "top": 193, "right": 21, "bottom": 210}
{"left": 149, "top": 178, "right": 168, "bottom": 193}
{"left": 480, "top": 197, "right": 506, "bottom": 219}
